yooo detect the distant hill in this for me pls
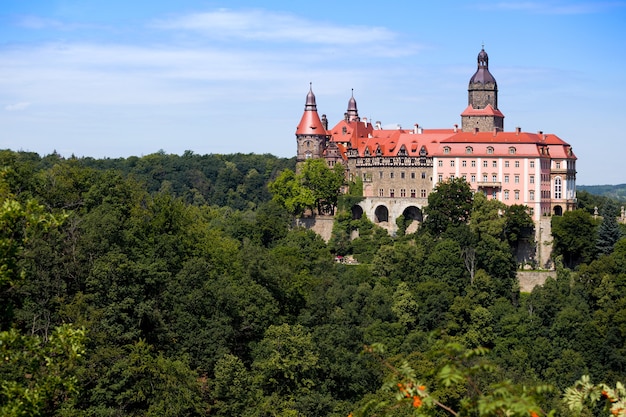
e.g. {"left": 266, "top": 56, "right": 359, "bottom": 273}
{"left": 578, "top": 184, "right": 626, "bottom": 202}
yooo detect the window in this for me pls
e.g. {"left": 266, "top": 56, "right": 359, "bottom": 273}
{"left": 421, "top": 172, "right": 426, "bottom": 179}
{"left": 504, "top": 190, "right": 509, "bottom": 200}
{"left": 451, "top": 174, "right": 455, "bottom": 180}
{"left": 554, "top": 177, "right": 562, "bottom": 199}
{"left": 504, "top": 175, "right": 509, "bottom": 183}
{"left": 515, "top": 161, "right": 520, "bottom": 168}
{"left": 529, "top": 208, "right": 534, "bottom": 216}
{"left": 556, "top": 162, "right": 561, "bottom": 169}
{"left": 492, "top": 190, "right": 497, "bottom": 199}
{"left": 379, "top": 171, "right": 383, "bottom": 179}
{"left": 482, "top": 174, "right": 488, "bottom": 182}
{"left": 421, "top": 189, "right": 427, "bottom": 198}
{"left": 529, "top": 190, "right": 535, "bottom": 200}
{"left": 462, "top": 160, "right": 467, "bottom": 167}
{"left": 466, "top": 146, "right": 473, "bottom": 154}
{"left": 471, "top": 160, "right": 476, "bottom": 167}
{"left": 390, "top": 172, "right": 394, "bottom": 179}
{"left": 487, "top": 146, "right": 494, "bottom": 154}
{"left": 450, "top": 160, "right": 455, "bottom": 167}
{"left": 411, "top": 172, "right": 415, "bottom": 179}
{"left": 492, "top": 174, "right": 497, "bottom": 182}
{"left": 514, "top": 190, "right": 520, "bottom": 200}
{"left": 410, "top": 189, "right": 416, "bottom": 198}
{"left": 438, "top": 174, "right": 443, "bottom": 182}
{"left": 379, "top": 188, "right": 384, "bottom": 197}
{"left": 401, "top": 172, "right": 405, "bottom": 179}
{"left": 515, "top": 175, "right": 519, "bottom": 184}
{"left": 444, "top": 146, "right": 451, "bottom": 154}
{"left": 438, "top": 160, "right": 443, "bottom": 167}
{"left": 483, "top": 161, "right": 488, "bottom": 168}
{"left": 509, "top": 147, "right": 516, "bottom": 154}
{"left": 505, "top": 161, "right": 510, "bottom": 168}
{"left": 492, "top": 160, "right": 497, "bottom": 168}
{"left": 400, "top": 189, "right": 406, "bottom": 197}
{"left": 530, "top": 161, "right": 535, "bottom": 168}
{"left": 390, "top": 189, "right": 395, "bottom": 198}
{"left": 471, "top": 175, "right": 476, "bottom": 183}
{"left": 530, "top": 175, "right": 534, "bottom": 184}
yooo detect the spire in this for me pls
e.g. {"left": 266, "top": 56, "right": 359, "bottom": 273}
{"left": 305, "top": 82, "right": 317, "bottom": 111}
{"left": 346, "top": 89, "right": 359, "bottom": 122}
{"left": 296, "top": 83, "right": 326, "bottom": 135}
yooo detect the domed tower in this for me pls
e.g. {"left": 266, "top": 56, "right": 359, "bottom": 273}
{"left": 461, "top": 47, "right": 505, "bottom": 132}
{"left": 296, "top": 84, "right": 329, "bottom": 164}
{"left": 345, "top": 89, "right": 359, "bottom": 122}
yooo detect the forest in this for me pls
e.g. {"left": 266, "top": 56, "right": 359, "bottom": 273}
{"left": 1, "top": 148, "right": 626, "bottom": 416}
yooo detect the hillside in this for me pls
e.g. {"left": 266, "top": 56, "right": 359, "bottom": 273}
{"left": 578, "top": 183, "right": 626, "bottom": 202}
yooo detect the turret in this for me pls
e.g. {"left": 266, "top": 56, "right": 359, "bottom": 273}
{"left": 296, "top": 84, "right": 329, "bottom": 164}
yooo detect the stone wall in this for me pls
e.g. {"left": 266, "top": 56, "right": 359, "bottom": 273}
{"left": 517, "top": 271, "right": 556, "bottom": 293}
{"left": 293, "top": 216, "right": 335, "bottom": 242}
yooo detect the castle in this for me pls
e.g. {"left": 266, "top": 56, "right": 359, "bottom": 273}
{"left": 295, "top": 48, "right": 577, "bottom": 233}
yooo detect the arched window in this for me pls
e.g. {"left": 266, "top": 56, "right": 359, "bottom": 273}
{"left": 487, "top": 146, "right": 494, "bottom": 154}
{"left": 509, "top": 146, "right": 516, "bottom": 154}
{"left": 465, "top": 146, "right": 473, "bottom": 154}
{"left": 443, "top": 146, "right": 451, "bottom": 154}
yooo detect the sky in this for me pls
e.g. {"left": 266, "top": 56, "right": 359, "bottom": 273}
{"left": 0, "top": 1, "right": 625, "bottom": 185}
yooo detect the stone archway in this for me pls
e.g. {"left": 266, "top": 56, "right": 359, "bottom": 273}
{"left": 351, "top": 205, "right": 363, "bottom": 220}
{"left": 553, "top": 205, "right": 563, "bottom": 216}
{"left": 374, "top": 205, "right": 389, "bottom": 223}
{"left": 402, "top": 206, "right": 423, "bottom": 222}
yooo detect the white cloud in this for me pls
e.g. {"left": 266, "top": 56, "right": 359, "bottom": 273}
{"left": 152, "top": 9, "right": 397, "bottom": 45}
{"left": 5, "top": 102, "right": 31, "bottom": 111}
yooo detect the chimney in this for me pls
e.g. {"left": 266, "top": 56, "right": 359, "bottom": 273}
{"left": 413, "top": 123, "right": 419, "bottom": 134}
{"left": 454, "top": 124, "right": 458, "bottom": 133}
{"left": 321, "top": 114, "right": 328, "bottom": 130}
{"left": 363, "top": 117, "right": 368, "bottom": 127}
{"left": 376, "top": 121, "right": 382, "bottom": 130}
{"left": 397, "top": 124, "right": 402, "bottom": 130}
{"left": 515, "top": 126, "right": 521, "bottom": 135}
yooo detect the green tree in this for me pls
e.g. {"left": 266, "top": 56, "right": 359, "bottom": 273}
{"left": 596, "top": 206, "right": 622, "bottom": 256}
{"left": 552, "top": 210, "right": 598, "bottom": 268}
{"left": 0, "top": 324, "right": 86, "bottom": 417}
{"left": 424, "top": 177, "right": 473, "bottom": 236}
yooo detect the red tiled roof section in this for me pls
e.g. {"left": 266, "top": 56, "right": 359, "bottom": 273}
{"left": 296, "top": 110, "right": 326, "bottom": 135}
{"left": 460, "top": 104, "right": 505, "bottom": 118}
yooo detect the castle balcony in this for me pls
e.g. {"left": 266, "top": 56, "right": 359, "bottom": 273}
{"left": 477, "top": 181, "right": 502, "bottom": 188}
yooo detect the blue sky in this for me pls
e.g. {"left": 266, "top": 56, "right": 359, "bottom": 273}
{"left": 0, "top": 1, "right": 625, "bottom": 185}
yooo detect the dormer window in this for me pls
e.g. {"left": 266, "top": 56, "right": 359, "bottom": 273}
{"left": 342, "top": 126, "right": 347, "bottom": 135}
{"left": 466, "top": 146, "right": 473, "bottom": 154}
{"left": 487, "top": 146, "right": 494, "bottom": 154}
{"left": 443, "top": 146, "right": 451, "bottom": 154}
{"left": 509, "top": 146, "right": 516, "bottom": 155}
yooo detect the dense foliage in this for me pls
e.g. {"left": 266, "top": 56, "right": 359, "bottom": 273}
{"left": 1, "top": 150, "right": 626, "bottom": 416}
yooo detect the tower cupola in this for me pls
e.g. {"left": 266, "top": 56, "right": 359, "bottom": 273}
{"left": 346, "top": 89, "right": 359, "bottom": 122}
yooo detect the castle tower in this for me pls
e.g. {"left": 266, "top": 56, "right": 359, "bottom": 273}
{"left": 346, "top": 89, "right": 359, "bottom": 122}
{"left": 461, "top": 47, "right": 505, "bottom": 132}
{"left": 296, "top": 84, "right": 329, "bottom": 164}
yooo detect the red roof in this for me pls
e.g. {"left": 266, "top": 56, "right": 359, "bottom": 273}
{"left": 460, "top": 104, "right": 505, "bottom": 118}
{"left": 296, "top": 110, "right": 327, "bottom": 135}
